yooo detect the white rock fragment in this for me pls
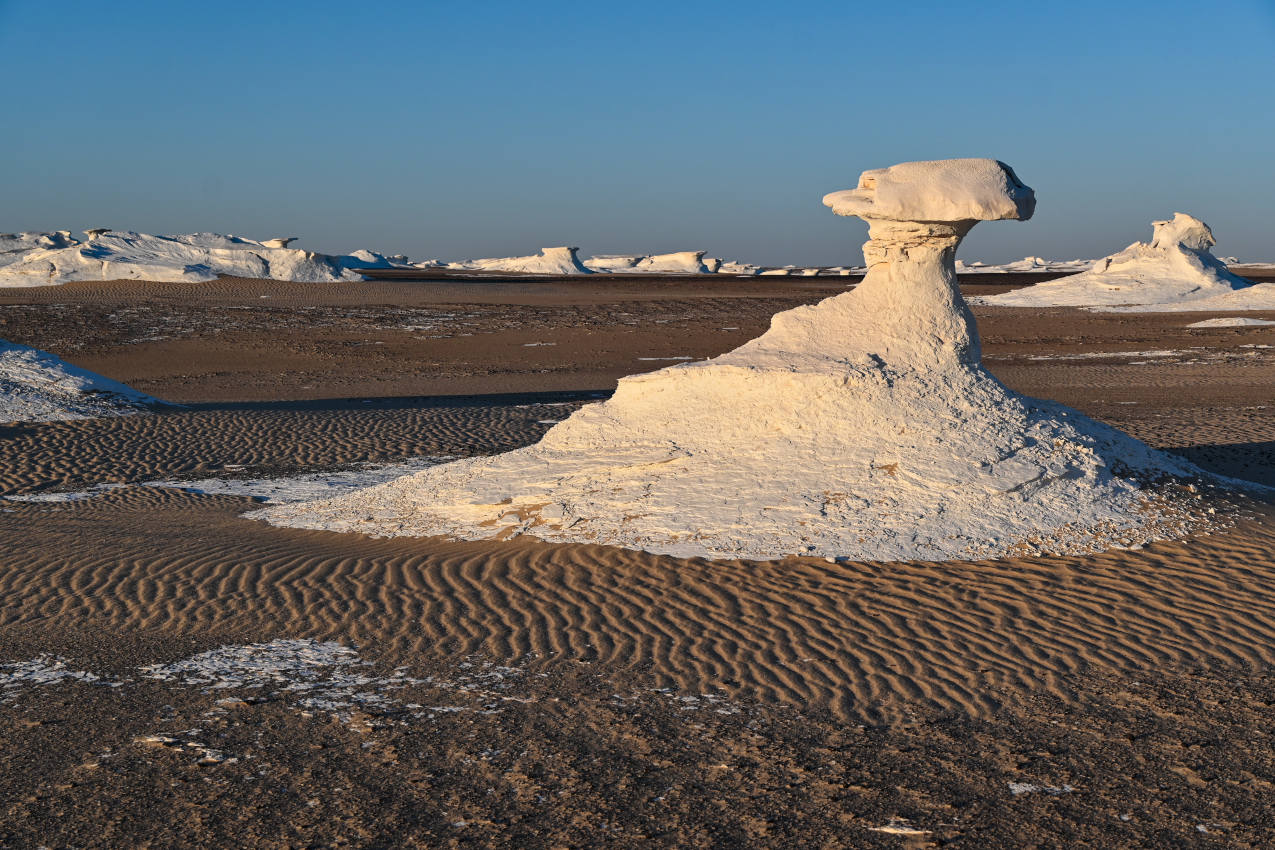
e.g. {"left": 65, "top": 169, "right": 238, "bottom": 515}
{"left": 1, "top": 656, "right": 102, "bottom": 699}
{"left": 1009, "top": 781, "right": 1075, "bottom": 796}
{"left": 256, "top": 157, "right": 1208, "bottom": 562}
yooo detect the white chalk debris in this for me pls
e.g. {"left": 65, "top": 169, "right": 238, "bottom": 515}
{"left": 1186, "top": 317, "right": 1275, "bottom": 328}
{"left": 0, "top": 338, "right": 160, "bottom": 423}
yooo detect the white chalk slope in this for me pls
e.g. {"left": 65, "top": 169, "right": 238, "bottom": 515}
{"left": 259, "top": 158, "right": 1204, "bottom": 563}
{"left": 980, "top": 214, "right": 1272, "bottom": 310}
{"left": 0, "top": 230, "right": 413, "bottom": 287}
{"left": 0, "top": 339, "right": 159, "bottom": 423}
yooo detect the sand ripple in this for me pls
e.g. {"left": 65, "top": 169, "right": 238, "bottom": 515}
{"left": 2, "top": 484, "right": 1272, "bottom": 724}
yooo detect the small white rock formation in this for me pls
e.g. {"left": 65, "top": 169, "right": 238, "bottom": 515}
{"left": 1186, "top": 317, "right": 1275, "bottom": 328}
{"left": 634, "top": 251, "right": 712, "bottom": 274}
{"left": 260, "top": 237, "right": 298, "bottom": 249}
{"left": 449, "top": 246, "right": 592, "bottom": 275}
{"left": 582, "top": 254, "right": 642, "bottom": 272}
{"left": 982, "top": 213, "right": 1259, "bottom": 309}
{"left": 0, "top": 231, "right": 414, "bottom": 287}
{"left": 0, "top": 338, "right": 160, "bottom": 423}
{"left": 718, "top": 260, "right": 762, "bottom": 274}
{"left": 0, "top": 231, "right": 79, "bottom": 258}
{"left": 955, "top": 257, "right": 1092, "bottom": 274}
{"left": 258, "top": 158, "right": 1203, "bottom": 562}
{"left": 583, "top": 251, "right": 718, "bottom": 275}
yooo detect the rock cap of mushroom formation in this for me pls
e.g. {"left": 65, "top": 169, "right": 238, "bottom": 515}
{"left": 979, "top": 213, "right": 1262, "bottom": 310}
{"left": 823, "top": 158, "right": 1035, "bottom": 223}
{"left": 258, "top": 158, "right": 1209, "bottom": 563}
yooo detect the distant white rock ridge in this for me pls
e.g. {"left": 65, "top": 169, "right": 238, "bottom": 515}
{"left": 0, "top": 230, "right": 417, "bottom": 287}
{"left": 258, "top": 158, "right": 1204, "bottom": 562}
{"left": 980, "top": 213, "right": 1269, "bottom": 310}
{"left": 0, "top": 338, "right": 160, "bottom": 423}
{"left": 956, "top": 257, "right": 1092, "bottom": 273}
{"left": 3, "top": 229, "right": 1119, "bottom": 284}
{"left": 451, "top": 248, "right": 758, "bottom": 275}
{"left": 447, "top": 246, "right": 592, "bottom": 275}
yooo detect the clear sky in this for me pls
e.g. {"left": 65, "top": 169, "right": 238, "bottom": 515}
{"left": 3, "top": 0, "right": 1273, "bottom": 266}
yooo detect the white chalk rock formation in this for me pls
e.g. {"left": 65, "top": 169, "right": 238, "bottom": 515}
{"left": 0, "top": 339, "right": 160, "bottom": 423}
{"left": 955, "top": 257, "right": 1092, "bottom": 274}
{"left": 717, "top": 260, "right": 761, "bottom": 274}
{"left": 0, "top": 232, "right": 79, "bottom": 268}
{"left": 982, "top": 213, "right": 1258, "bottom": 308}
{"left": 583, "top": 255, "right": 642, "bottom": 272}
{"left": 634, "top": 251, "right": 712, "bottom": 274}
{"left": 0, "top": 231, "right": 407, "bottom": 286}
{"left": 586, "top": 251, "right": 735, "bottom": 275}
{"left": 451, "top": 246, "right": 592, "bottom": 275}
{"left": 258, "top": 158, "right": 1202, "bottom": 562}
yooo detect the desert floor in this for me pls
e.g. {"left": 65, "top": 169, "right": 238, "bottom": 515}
{"left": 2, "top": 274, "right": 1275, "bottom": 848}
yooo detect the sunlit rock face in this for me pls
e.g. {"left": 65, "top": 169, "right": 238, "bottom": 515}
{"left": 0, "top": 231, "right": 413, "bottom": 287}
{"left": 258, "top": 159, "right": 1202, "bottom": 562}
{"left": 983, "top": 212, "right": 1257, "bottom": 309}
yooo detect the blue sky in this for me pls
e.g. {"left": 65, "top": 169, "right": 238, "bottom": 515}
{"left": 2, "top": 0, "right": 1273, "bottom": 265}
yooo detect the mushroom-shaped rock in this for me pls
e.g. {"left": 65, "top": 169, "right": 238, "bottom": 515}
{"left": 84, "top": 228, "right": 110, "bottom": 241}
{"left": 257, "top": 158, "right": 1206, "bottom": 562}
{"left": 261, "top": 237, "right": 298, "bottom": 249}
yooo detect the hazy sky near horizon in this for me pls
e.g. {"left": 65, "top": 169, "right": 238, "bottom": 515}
{"left": 3, "top": 0, "right": 1273, "bottom": 266}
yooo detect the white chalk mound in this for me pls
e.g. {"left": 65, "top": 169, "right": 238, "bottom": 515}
{"left": 450, "top": 246, "right": 592, "bottom": 275}
{"left": 0, "top": 339, "right": 160, "bottom": 423}
{"left": 1186, "top": 317, "right": 1275, "bottom": 328}
{"left": 258, "top": 158, "right": 1203, "bottom": 562}
{"left": 981, "top": 213, "right": 1262, "bottom": 309}
{"left": 0, "top": 230, "right": 413, "bottom": 287}
{"left": 584, "top": 250, "right": 751, "bottom": 275}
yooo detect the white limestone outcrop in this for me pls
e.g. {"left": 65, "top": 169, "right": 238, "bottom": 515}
{"left": 258, "top": 158, "right": 1204, "bottom": 562}
{"left": 0, "top": 231, "right": 411, "bottom": 287}
{"left": 449, "top": 246, "right": 592, "bottom": 275}
{"left": 981, "top": 213, "right": 1261, "bottom": 309}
